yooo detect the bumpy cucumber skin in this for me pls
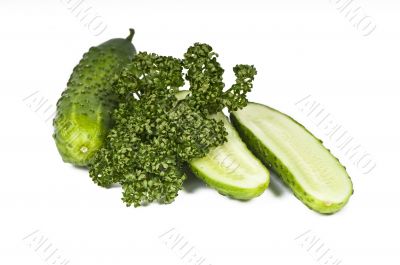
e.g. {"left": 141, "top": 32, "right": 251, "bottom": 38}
{"left": 231, "top": 103, "right": 353, "bottom": 214}
{"left": 53, "top": 32, "right": 136, "bottom": 166}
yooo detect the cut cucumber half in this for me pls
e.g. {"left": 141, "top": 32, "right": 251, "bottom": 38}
{"left": 231, "top": 103, "right": 353, "bottom": 213}
{"left": 176, "top": 91, "right": 270, "bottom": 200}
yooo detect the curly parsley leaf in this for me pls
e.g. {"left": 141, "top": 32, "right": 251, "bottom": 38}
{"left": 89, "top": 43, "right": 257, "bottom": 207}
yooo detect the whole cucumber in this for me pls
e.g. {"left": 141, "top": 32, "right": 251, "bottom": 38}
{"left": 53, "top": 29, "right": 136, "bottom": 166}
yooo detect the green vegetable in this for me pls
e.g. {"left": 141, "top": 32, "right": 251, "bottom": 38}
{"left": 89, "top": 43, "right": 257, "bottom": 207}
{"left": 176, "top": 91, "right": 269, "bottom": 200}
{"left": 53, "top": 29, "right": 137, "bottom": 166}
{"left": 231, "top": 103, "right": 353, "bottom": 214}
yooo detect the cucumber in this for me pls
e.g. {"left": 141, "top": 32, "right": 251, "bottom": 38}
{"left": 231, "top": 103, "right": 353, "bottom": 213}
{"left": 53, "top": 29, "right": 136, "bottom": 166}
{"left": 176, "top": 91, "right": 270, "bottom": 200}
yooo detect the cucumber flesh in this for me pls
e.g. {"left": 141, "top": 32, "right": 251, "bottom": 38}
{"left": 231, "top": 103, "right": 353, "bottom": 213}
{"left": 176, "top": 91, "right": 270, "bottom": 200}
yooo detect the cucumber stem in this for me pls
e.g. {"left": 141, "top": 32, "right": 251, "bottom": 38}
{"left": 126, "top": 28, "right": 135, "bottom": 42}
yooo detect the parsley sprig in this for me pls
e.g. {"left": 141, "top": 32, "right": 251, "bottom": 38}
{"left": 89, "top": 43, "right": 257, "bottom": 207}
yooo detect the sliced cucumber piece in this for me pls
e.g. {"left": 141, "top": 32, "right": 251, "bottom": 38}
{"left": 190, "top": 113, "right": 270, "bottom": 199}
{"left": 176, "top": 91, "right": 270, "bottom": 200}
{"left": 231, "top": 103, "right": 353, "bottom": 213}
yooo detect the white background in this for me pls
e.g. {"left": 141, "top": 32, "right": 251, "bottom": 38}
{"left": 1, "top": 0, "right": 399, "bottom": 264}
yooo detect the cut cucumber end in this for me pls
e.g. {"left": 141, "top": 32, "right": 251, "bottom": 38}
{"left": 231, "top": 103, "right": 353, "bottom": 214}
{"left": 188, "top": 113, "right": 270, "bottom": 200}
{"left": 176, "top": 91, "right": 270, "bottom": 200}
{"left": 190, "top": 163, "right": 269, "bottom": 200}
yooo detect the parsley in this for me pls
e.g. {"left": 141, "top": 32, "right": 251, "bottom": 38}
{"left": 89, "top": 43, "right": 257, "bottom": 207}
